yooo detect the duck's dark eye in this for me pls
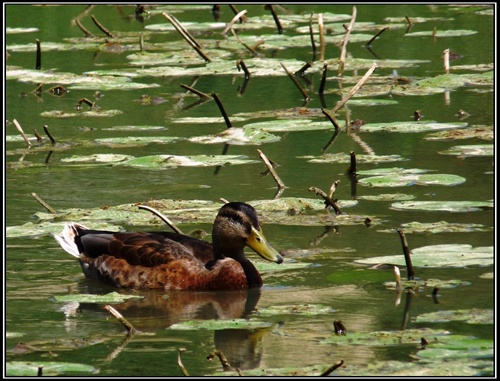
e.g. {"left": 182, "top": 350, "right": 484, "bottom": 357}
{"left": 227, "top": 212, "right": 244, "bottom": 226}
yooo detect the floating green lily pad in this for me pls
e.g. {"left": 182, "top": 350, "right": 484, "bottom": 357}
{"left": 321, "top": 327, "right": 451, "bottom": 346}
{"left": 51, "top": 292, "right": 144, "bottom": 304}
{"left": 357, "top": 193, "right": 416, "bottom": 202}
{"left": 438, "top": 144, "right": 493, "bottom": 157}
{"left": 94, "top": 136, "right": 180, "bottom": 147}
{"left": 383, "top": 278, "right": 471, "bottom": 290}
{"left": 404, "top": 29, "right": 478, "bottom": 37}
{"left": 391, "top": 200, "right": 493, "bottom": 212}
{"left": 117, "top": 154, "right": 259, "bottom": 169}
{"left": 359, "top": 121, "right": 468, "bottom": 133}
{"left": 168, "top": 318, "right": 272, "bottom": 331}
{"left": 415, "top": 309, "right": 493, "bottom": 325}
{"left": 378, "top": 221, "right": 493, "bottom": 234}
{"left": 354, "top": 244, "right": 493, "bottom": 267}
{"left": 358, "top": 173, "right": 466, "bottom": 187}
{"left": 6, "top": 361, "right": 98, "bottom": 377}
{"left": 188, "top": 127, "right": 281, "bottom": 145}
{"left": 302, "top": 153, "right": 406, "bottom": 164}
{"left": 424, "top": 125, "right": 493, "bottom": 141}
{"left": 255, "top": 304, "right": 334, "bottom": 316}
{"left": 40, "top": 110, "right": 123, "bottom": 118}
{"left": 103, "top": 125, "right": 168, "bottom": 131}
{"left": 60, "top": 154, "right": 135, "bottom": 164}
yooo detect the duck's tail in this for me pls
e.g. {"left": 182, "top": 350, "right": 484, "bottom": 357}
{"left": 53, "top": 222, "right": 88, "bottom": 258}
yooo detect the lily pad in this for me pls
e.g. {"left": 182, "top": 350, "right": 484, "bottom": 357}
{"left": 358, "top": 173, "right": 466, "bottom": 187}
{"left": 6, "top": 361, "right": 98, "bottom": 377}
{"left": 51, "top": 292, "right": 144, "bottom": 304}
{"left": 357, "top": 193, "right": 417, "bottom": 202}
{"left": 168, "top": 318, "right": 272, "bottom": 331}
{"left": 358, "top": 121, "right": 468, "bottom": 133}
{"left": 40, "top": 110, "right": 123, "bottom": 118}
{"left": 415, "top": 309, "right": 493, "bottom": 325}
{"left": 405, "top": 29, "right": 478, "bottom": 37}
{"left": 377, "top": 221, "right": 493, "bottom": 234}
{"left": 255, "top": 304, "right": 334, "bottom": 316}
{"left": 60, "top": 154, "right": 134, "bottom": 164}
{"left": 302, "top": 153, "right": 406, "bottom": 164}
{"left": 188, "top": 127, "right": 281, "bottom": 145}
{"left": 117, "top": 154, "right": 259, "bottom": 169}
{"left": 354, "top": 244, "right": 493, "bottom": 268}
{"left": 94, "top": 136, "right": 181, "bottom": 147}
{"left": 424, "top": 125, "right": 493, "bottom": 141}
{"left": 390, "top": 200, "right": 493, "bottom": 212}
{"left": 321, "top": 327, "right": 451, "bottom": 346}
{"left": 438, "top": 144, "right": 493, "bottom": 157}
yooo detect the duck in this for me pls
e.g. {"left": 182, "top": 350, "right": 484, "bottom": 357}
{"left": 53, "top": 202, "right": 283, "bottom": 291}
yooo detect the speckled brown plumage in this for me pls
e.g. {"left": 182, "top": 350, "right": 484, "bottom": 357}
{"left": 54, "top": 202, "right": 283, "bottom": 291}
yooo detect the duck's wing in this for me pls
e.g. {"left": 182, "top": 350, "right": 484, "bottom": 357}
{"left": 149, "top": 231, "right": 215, "bottom": 264}
{"left": 79, "top": 231, "right": 205, "bottom": 267}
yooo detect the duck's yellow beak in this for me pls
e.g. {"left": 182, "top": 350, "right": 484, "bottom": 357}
{"left": 246, "top": 226, "right": 283, "bottom": 264}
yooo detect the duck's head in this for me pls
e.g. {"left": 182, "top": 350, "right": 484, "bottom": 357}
{"left": 212, "top": 202, "right": 283, "bottom": 264}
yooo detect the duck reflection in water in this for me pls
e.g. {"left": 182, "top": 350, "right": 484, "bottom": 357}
{"left": 61, "top": 284, "right": 271, "bottom": 371}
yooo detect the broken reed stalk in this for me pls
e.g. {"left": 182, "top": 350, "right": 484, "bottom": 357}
{"left": 266, "top": 4, "right": 283, "bottom": 34}
{"left": 34, "top": 129, "right": 43, "bottom": 144}
{"left": 280, "top": 62, "right": 310, "bottom": 101}
{"left": 308, "top": 187, "right": 342, "bottom": 214}
{"left": 321, "top": 108, "right": 341, "bottom": 153}
{"left": 35, "top": 39, "right": 41, "bottom": 70}
{"left": 207, "top": 350, "right": 233, "bottom": 372}
{"left": 221, "top": 9, "right": 247, "bottom": 36}
{"left": 396, "top": 228, "right": 415, "bottom": 280}
{"left": 321, "top": 360, "right": 344, "bottom": 376}
{"left": 257, "top": 149, "right": 285, "bottom": 189}
{"left": 309, "top": 13, "right": 316, "bottom": 57}
{"left": 348, "top": 151, "right": 357, "bottom": 175}
{"left": 91, "top": 15, "right": 114, "bottom": 38}
{"left": 365, "top": 27, "right": 389, "bottom": 47}
{"left": 338, "top": 6, "right": 356, "bottom": 76}
{"left": 394, "top": 266, "right": 402, "bottom": 290}
{"left": 13, "top": 119, "right": 32, "bottom": 148}
{"left": 319, "top": 63, "right": 328, "bottom": 95}
{"left": 180, "top": 84, "right": 211, "bottom": 99}
{"left": 43, "top": 125, "right": 56, "bottom": 144}
{"left": 236, "top": 59, "right": 251, "bottom": 79}
{"left": 211, "top": 93, "right": 232, "bottom": 128}
{"left": 332, "top": 62, "right": 377, "bottom": 114}
{"left": 294, "top": 61, "right": 312, "bottom": 76}
{"left": 31, "top": 192, "right": 58, "bottom": 214}
{"left": 137, "top": 204, "right": 183, "bottom": 234}
{"left": 177, "top": 348, "right": 189, "bottom": 376}
{"left": 443, "top": 48, "right": 450, "bottom": 74}
{"left": 162, "top": 12, "right": 211, "bottom": 62}
{"left": 318, "top": 13, "right": 325, "bottom": 61}
{"left": 228, "top": 4, "right": 247, "bottom": 22}
{"left": 230, "top": 29, "right": 260, "bottom": 56}
{"left": 328, "top": 180, "right": 340, "bottom": 199}
{"left": 405, "top": 16, "right": 413, "bottom": 33}
{"left": 74, "top": 18, "right": 95, "bottom": 37}
{"left": 104, "top": 305, "right": 138, "bottom": 335}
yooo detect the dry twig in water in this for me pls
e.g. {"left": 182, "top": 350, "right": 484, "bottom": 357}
{"left": 104, "top": 305, "right": 139, "bottom": 335}
{"left": 257, "top": 149, "right": 285, "bottom": 190}
{"left": 138, "top": 204, "right": 183, "bottom": 234}
{"left": 332, "top": 62, "right": 377, "bottom": 114}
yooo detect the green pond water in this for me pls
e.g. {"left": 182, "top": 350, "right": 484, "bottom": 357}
{"left": 4, "top": 4, "right": 495, "bottom": 377}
